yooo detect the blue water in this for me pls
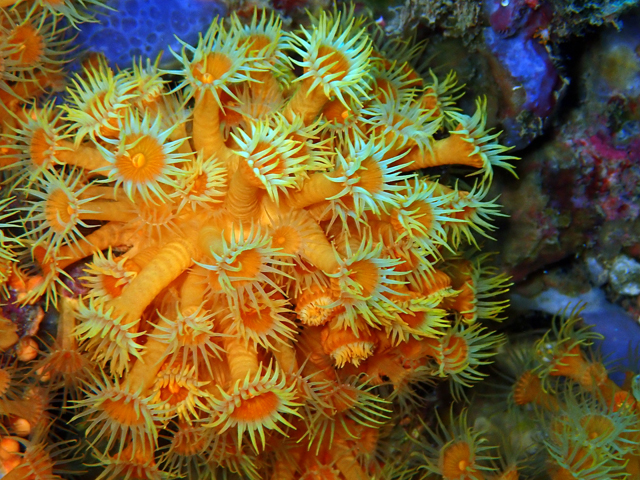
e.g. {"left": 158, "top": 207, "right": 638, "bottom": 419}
{"left": 74, "top": 0, "right": 227, "bottom": 69}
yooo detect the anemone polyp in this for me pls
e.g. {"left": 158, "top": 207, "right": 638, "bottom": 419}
{"left": 8, "top": 23, "right": 44, "bottom": 68}
{"left": 81, "top": 249, "right": 139, "bottom": 300}
{"left": 97, "top": 111, "right": 188, "bottom": 204}
{"left": 20, "top": 169, "right": 97, "bottom": 258}
{"left": 286, "top": 11, "right": 373, "bottom": 113}
{"left": 63, "top": 58, "right": 137, "bottom": 143}
{"left": 439, "top": 441, "right": 479, "bottom": 480}
{"left": 208, "top": 363, "right": 300, "bottom": 452}
{"left": 72, "top": 374, "right": 159, "bottom": 457}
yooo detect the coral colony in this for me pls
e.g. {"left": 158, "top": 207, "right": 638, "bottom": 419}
{"left": 4, "top": 2, "right": 639, "bottom": 480}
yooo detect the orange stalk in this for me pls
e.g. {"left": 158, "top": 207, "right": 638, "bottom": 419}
{"left": 272, "top": 339, "right": 298, "bottom": 373}
{"left": 79, "top": 199, "right": 138, "bottom": 222}
{"left": 225, "top": 337, "right": 259, "bottom": 385}
{"left": 179, "top": 267, "right": 207, "bottom": 311}
{"left": 57, "top": 295, "right": 78, "bottom": 351}
{"left": 192, "top": 90, "right": 231, "bottom": 162}
{"left": 56, "top": 142, "right": 110, "bottom": 171}
{"left": 401, "top": 134, "right": 483, "bottom": 172}
{"left": 285, "top": 171, "right": 342, "bottom": 210}
{"left": 224, "top": 167, "right": 262, "bottom": 219}
{"left": 124, "top": 319, "right": 173, "bottom": 393}
{"left": 284, "top": 77, "right": 329, "bottom": 125}
{"left": 107, "top": 235, "right": 199, "bottom": 326}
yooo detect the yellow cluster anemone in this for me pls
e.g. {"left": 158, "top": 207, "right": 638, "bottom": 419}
{"left": 0, "top": 6, "right": 517, "bottom": 479}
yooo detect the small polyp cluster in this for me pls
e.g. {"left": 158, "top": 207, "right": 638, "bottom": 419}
{"left": 421, "top": 309, "right": 640, "bottom": 480}
{"left": 0, "top": 6, "right": 515, "bottom": 479}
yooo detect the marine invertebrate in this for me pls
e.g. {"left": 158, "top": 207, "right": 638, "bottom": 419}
{"left": 0, "top": 5, "right": 73, "bottom": 133}
{"left": 207, "top": 361, "right": 299, "bottom": 452}
{"left": 534, "top": 307, "right": 619, "bottom": 399}
{"left": 411, "top": 408, "right": 496, "bottom": 480}
{"left": 0, "top": 5, "right": 516, "bottom": 478}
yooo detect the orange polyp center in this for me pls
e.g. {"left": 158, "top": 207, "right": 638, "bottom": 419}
{"left": 181, "top": 327, "right": 205, "bottom": 346}
{"left": 14, "top": 447, "right": 55, "bottom": 480}
{"left": 191, "top": 173, "right": 209, "bottom": 196}
{"left": 373, "top": 78, "right": 394, "bottom": 99}
{"left": 302, "top": 465, "right": 340, "bottom": 480}
{"left": 356, "top": 158, "right": 383, "bottom": 194}
{"left": 287, "top": 133, "right": 310, "bottom": 160}
{"left": 448, "top": 283, "right": 475, "bottom": 321}
{"left": 441, "top": 334, "right": 469, "bottom": 372}
{"left": 45, "top": 189, "right": 76, "bottom": 233}
{"left": 252, "top": 142, "right": 284, "bottom": 176}
{"left": 400, "top": 64, "right": 422, "bottom": 89}
{"left": 102, "top": 274, "right": 124, "bottom": 298}
{"left": 513, "top": 370, "right": 542, "bottom": 405}
{"left": 241, "top": 306, "right": 274, "bottom": 334}
{"left": 210, "top": 247, "right": 264, "bottom": 291}
{"left": 101, "top": 396, "right": 143, "bottom": 426}
{"left": 421, "top": 92, "right": 438, "bottom": 111}
{"left": 194, "top": 53, "right": 232, "bottom": 85}
{"left": 300, "top": 304, "right": 335, "bottom": 326}
{"left": 417, "top": 270, "right": 452, "bottom": 296}
{"left": 399, "top": 310, "right": 426, "bottom": 330}
{"left": 357, "top": 425, "right": 379, "bottom": 455}
{"left": 580, "top": 414, "right": 614, "bottom": 440}
{"left": 231, "top": 390, "right": 279, "bottom": 421}
{"left": 551, "top": 346, "right": 587, "bottom": 378}
{"left": 30, "top": 128, "right": 53, "bottom": 168}
{"left": 159, "top": 381, "right": 190, "bottom": 406}
{"left": 346, "top": 259, "right": 379, "bottom": 297}
{"left": 131, "top": 153, "right": 146, "bottom": 168}
{"left": 316, "top": 46, "right": 349, "bottom": 80}
{"left": 391, "top": 200, "right": 434, "bottom": 235}
{"left": 116, "top": 134, "right": 165, "bottom": 182}
{"left": 296, "top": 289, "right": 337, "bottom": 326}
{"left": 230, "top": 249, "right": 263, "bottom": 284}
{"left": 9, "top": 24, "right": 44, "bottom": 67}
{"left": 392, "top": 113, "right": 413, "bottom": 131}
{"left": 440, "top": 441, "right": 473, "bottom": 480}
{"left": 449, "top": 205, "right": 476, "bottom": 222}
{"left": 271, "top": 225, "right": 301, "bottom": 255}
{"left": 579, "top": 362, "right": 608, "bottom": 389}
{"left": 244, "top": 34, "right": 270, "bottom": 55}
{"left": 322, "top": 98, "right": 350, "bottom": 124}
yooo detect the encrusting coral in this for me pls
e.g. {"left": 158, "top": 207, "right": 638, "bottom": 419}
{"left": 0, "top": 4, "right": 517, "bottom": 479}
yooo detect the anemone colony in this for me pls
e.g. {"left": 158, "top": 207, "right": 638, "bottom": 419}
{"left": 0, "top": 2, "right": 540, "bottom": 479}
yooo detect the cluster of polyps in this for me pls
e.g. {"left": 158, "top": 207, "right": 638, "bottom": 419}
{"left": 0, "top": 6, "right": 515, "bottom": 479}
